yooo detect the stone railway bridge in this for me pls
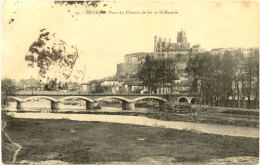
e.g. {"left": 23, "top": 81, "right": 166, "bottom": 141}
{"left": 8, "top": 94, "right": 196, "bottom": 111}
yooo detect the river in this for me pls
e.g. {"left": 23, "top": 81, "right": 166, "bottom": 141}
{"left": 6, "top": 112, "right": 259, "bottom": 138}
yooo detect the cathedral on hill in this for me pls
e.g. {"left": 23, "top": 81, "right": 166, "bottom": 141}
{"left": 153, "top": 30, "right": 202, "bottom": 59}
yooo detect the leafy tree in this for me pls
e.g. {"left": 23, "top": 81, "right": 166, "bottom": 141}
{"left": 137, "top": 56, "right": 176, "bottom": 94}
{"left": 240, "top": 49, "right": 259, "bottom": 108}
{"left": 137, "top": 55, "right": 153, "bottom": 93}
{"left": 186, "top": 51, "right": 235, "bottom": 106}
{"left": 217, "top": 52, "right": 234, "bottom": 106}
{"left": 251, "top": 49, "right": 259, "bottom": 108}
{"left": 1, "top": 78, "right": 16, "bottom": 109}
{"left": 186, "top": 54, "right": 201, "bottom": 103}
{"left": 186, "top": 52, "right": 211, "bottom": 104}
{"left": 156, "top": 59, "right": 176, "bottom": 94}
{"left": 25, "top": 29, "right": 79, "bottom": 90}
{"left": 89, "top": 80, "right": 103, "bottom": 93}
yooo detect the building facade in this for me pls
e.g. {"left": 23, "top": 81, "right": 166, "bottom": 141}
{"left": 153, "top": 30, "right": 202, "bottom": 60}
{"left": 116, "top": 52, "right": 153, "bottom": 76}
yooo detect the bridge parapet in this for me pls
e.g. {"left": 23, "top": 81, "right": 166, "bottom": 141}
{"left": 10, "top": 94, "right": 171, "bottom": 102}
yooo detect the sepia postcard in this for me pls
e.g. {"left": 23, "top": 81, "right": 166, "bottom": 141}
{"left": 1, "top": 0, "right": 259, "bottom": 164}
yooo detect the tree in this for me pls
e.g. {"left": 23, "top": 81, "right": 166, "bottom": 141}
{"left": 232, "top": 50, "right": 244, "bottom": 108}
{"left": 186, "top": 51, "right": 235, "bottom": 106}
{"left": 1, "top": 78, "right": 16, "bottom": 109}
{"left": 89, "top": 80, "right": 103, "bottom": 93}
{"left": 241, "top": 49, "right": 259, "bottom": 109}
{"left": 186, "top": 52, "right": 211, "bottom": 104}
{"left": 218, "top": 52, "right": 234, "bottom": 106}
{"left": 186, "top": 54, "right": 200, "bottom": 103}
{"left": 251, "top": 49, "right": 259, "bottom": 108}
{"left": 157, "top": 59, "right": 176, "bottom": 94}
{"left": 25, "top": 29, "right": 79, "bottom": 90}
{"left": 139, "top": 55, "right": 152, "bottom": 93}
{"left": 137, "top": 56, "right": 176, "bottom": 94}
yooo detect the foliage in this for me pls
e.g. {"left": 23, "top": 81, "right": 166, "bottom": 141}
{"left": 187, "top": 52, "right": 235, "bottom": 106}
{"left": 239, "top": 49, "right": 259, "bottom": 108}
{"left": 1, "top": 78, "right": 16, "bottom": 109}
{"left": 88, "top": 80, "right": 103, "bottom": 93}
{"left": 16, "top": 78, "right": 41, "bottom": 90}
{"left": 25, "top": 29, "right": 79, "bottom": 89}
{"left": 137, "top": 55, "right": 176, "bottom": 94}
{"left": 186, "top": 49, "right": 259, "bottom": 108}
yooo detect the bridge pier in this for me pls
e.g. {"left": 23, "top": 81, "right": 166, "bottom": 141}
{"left": 16, "top": 101, "right": 24, "bottom": 110}
{"left": 122, "top": 101, "right": 126, "bottom": 110}
{"left": 159, "top": 100, "right": 166, "bottom": 107}
{"left": 51, "top": 101, "right": 60, "bottom": 111}
{"left": 86, "top": 101, "right": 94, "bottom": 110}
{"left": 122, "top": 101, "right": 135, "bottom": 110}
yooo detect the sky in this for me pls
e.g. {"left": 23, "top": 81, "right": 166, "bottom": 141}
{"left": 1, "top": 1, "right": 259, "bottom": 82}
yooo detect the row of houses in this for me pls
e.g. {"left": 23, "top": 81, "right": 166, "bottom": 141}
{"left": 81, "top": 79, "right": 146, "bottom": 94}
{"left": 16, "top": 76, "right": 191, "bottom": 95}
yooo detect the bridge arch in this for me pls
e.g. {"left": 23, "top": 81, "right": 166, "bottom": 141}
{"left": 59, "top": 96, "right": 94, "bottom": 103}
{"left": 131, "top": 96, "right": 168, "bottom": 103}
{"left": 96, "top": 96, "right": 131, "bottom": 102}
{"left": 8, "top": 96, "right": 24, "bottom": 102}
{"left": 178, "top": 97, "right": 189, "bottom": 103}
{"left": 23, "top": 96, "right": 58, "bottom": 102}
{"left": 190, "top": 97, "right": 196, "bottom": 104}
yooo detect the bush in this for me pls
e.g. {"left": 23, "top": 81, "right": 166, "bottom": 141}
{"left": 1, "top": 78, "right": 16, "bottom": 109}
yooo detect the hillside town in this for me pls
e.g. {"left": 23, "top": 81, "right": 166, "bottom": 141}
{"left": 15, "top": 30, "right": 259, "bottom": 109}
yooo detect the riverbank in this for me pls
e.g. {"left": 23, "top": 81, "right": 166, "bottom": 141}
{"left": 7, "top": 107, "right": 259, "bottom": 128}
{"left": 6, "top": 112, "right": 259, "bottom": 138}
{"left": 2, "top": 113, "right": 259, "bottom": 164}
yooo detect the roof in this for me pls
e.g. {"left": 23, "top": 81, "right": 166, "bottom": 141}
{"left": 125, "top": 52, "right": 153, "bottom": 57}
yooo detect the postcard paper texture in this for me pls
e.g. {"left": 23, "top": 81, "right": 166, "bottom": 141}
{"left": 1, "top": 1, "right": 259, "bottom": 164}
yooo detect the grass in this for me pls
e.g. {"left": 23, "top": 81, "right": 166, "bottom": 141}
{"left": 147, "top": 112, "right": 259, "bottom": 128}
{"left": 222, "top": 110, "right": 259, "bottom": 116}
{"left": 2, "top": 128, "right": 16, "bottom": 164}
{"left": 2, "top": 113, "right": 259, "bottom": 164}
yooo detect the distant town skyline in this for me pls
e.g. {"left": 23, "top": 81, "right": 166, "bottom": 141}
{"left": 2, "top": 1, "right": 259, "bottom": 82}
